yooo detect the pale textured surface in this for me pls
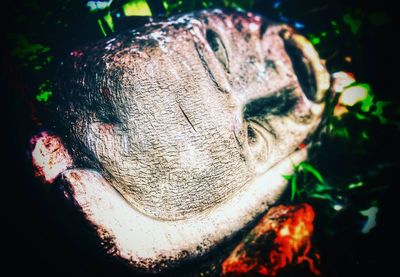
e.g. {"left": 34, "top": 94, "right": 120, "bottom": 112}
{"left": 31, "top": 131, "right": 73, "bottom": 183}
{"left": 60, "top": 148, "right": 307, "bottom": 271}
{"left": 55, "top": 10, "right": 328, "bottom": 221}
{"left": 40, "top": 9, "right": 331, "bottom": 271}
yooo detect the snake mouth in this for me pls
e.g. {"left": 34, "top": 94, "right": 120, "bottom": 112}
{"left": 58, "top": 147, "right": 308, "bottom": 273}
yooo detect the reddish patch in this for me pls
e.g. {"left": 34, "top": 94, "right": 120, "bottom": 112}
{"left": 70, "top": 50, "right": 84, "bottom": 58}
{"left": 345, "top": 71, "right": 355, "bottom": 79}
{"left": 299, "top": 142, "right": 307, "bottom": 149}
{"left": 222, "top": 204, "right": 320, "bottom": 276}
{"left": 98, "top": 123, "right": 114, "bottom": 134}
{"left": 334, "top": 104, "right": 349, "bottom": 118}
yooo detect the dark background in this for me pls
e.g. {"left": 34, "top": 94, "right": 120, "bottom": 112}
{"left": 1, "top": 0, "right": 398, "bottom": 276}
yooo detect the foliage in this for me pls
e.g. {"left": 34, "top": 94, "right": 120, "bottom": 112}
{"left": 4, "top": 0, "right": 397, "bottom": 276}
{"left": 162, "top": 0, "right": 254, "bottom": 14}
{"left": 6, "top": 0, "right": 396, "bottom": 240}
{"left": 282, "top": 69, "right": 397, "bottom": 233}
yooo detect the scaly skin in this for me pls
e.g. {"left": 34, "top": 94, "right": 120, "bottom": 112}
{"left": 31, "top": 9, "right": 329, "bottom": 273}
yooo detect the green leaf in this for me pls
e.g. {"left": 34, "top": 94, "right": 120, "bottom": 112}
{"left": 103, "top": 11, "right": 115, "bottom": 32}
{"left": 330, "top": 20, "right": 340, "bottom": 34}
{"left": 290, "top": 174, "right": 297, "bottom": 201}
{"left": 361, "top": 93, "right": 374, "bottom": 112}
{"left": 299, "top": 162, "right": 325, "bottom": 184}
{"left": 355, "top": 113, "right": 368, "bottom": 120}
{"left": 97, "top": 19, "right": 107, "bottom": 37}
{"left": 8, "top": 33, "right": 53, "bottom": 70}
{"left": 372, "top": 101, "right": 390, "bottom": 116}
{"left": 308, "top": 34, "right": 321, "bottom": 45}
{"left": 361, "top": 131, "right": 369, "bottom": 140}
{"left": 282, "top": 174, "right": 292, "bottom": 181}
{"left": 343, "top": 13, "right": 362, "bottom": 35}
{"left": 348, "top": 182, "right": 364, "bottom": 189}
{"left": 36, "top": 91, "right": 52, "bottom": 102}
{"left": 36, "top": 80, "right": 53, "bottom": 102}
{"left": 123, "top": 0, "right": 152, "bottom": 16}
{"left": 333, "top": 126, "right": 350, "bottom": 140}
{"left": 372, "top": 101, "right": 391, "bottom": 124}
{"left": 310, "top": 193, "right": 333, "bottom": 201}
{"left": 315, "top": 183, "right": 332, "bottom": 192}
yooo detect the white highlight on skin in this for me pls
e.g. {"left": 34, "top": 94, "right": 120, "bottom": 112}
{"left": 31, "top": 132, "right": 73, "bottom": 183}
{"left": 190, "top": 25, "right": 211, "bottom": 52}
{"left": 150, "top": 31, "right": 170, "bottom": 53}
{"left": 332, "top": 71, "right": 356, "bottom": 93}
{"left": 62, "top": 148, "right": 307, "bottom": 269}
{"left": 249, "top": 22, "right": 259, "bottom": 33}
{"left": 179, "top": 143, "right": 210, "bottom": 171}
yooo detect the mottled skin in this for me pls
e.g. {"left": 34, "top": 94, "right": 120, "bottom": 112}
{"left": 33, "top": 9, "right": 329, "bottom": 272}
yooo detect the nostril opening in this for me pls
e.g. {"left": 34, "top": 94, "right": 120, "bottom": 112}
{"left": 279, "top": 29, "right": 330, "bottom": 103}
{"left": 283, "top": 40, "right": 317, "bottom": 101}
{"left": 205, "top": 29, "right": 230, "bottom": 71}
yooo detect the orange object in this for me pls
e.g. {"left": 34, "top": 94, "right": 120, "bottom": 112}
{"left": 222, "top": 204, "right": 320, "bottom": 276}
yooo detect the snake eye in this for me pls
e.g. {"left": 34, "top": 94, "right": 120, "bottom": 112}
{"left": 206, "top": 29, "right": 230, "bottom": 71}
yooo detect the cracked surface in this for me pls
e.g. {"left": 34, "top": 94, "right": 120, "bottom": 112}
{"left": 30, "top": 9, "right": 331, "bottom": 271}
{"left": 53, "top": 9, "right": 328, "bottom": 221}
